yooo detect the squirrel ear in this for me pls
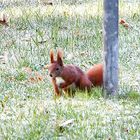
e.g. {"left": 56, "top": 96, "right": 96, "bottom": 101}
{"left": 57, "top": 50, "right": 63, "bottom": 66}
{"left": 50, "top": 49, "right": 54, "bottom": 63}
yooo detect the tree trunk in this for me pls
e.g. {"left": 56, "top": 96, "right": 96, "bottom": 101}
{"left": 103, "top": 0, "right": 119, "bottom": 95}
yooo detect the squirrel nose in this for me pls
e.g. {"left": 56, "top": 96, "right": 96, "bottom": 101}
{"left": 49, "top": 73, "right": 53, "bottom": 77}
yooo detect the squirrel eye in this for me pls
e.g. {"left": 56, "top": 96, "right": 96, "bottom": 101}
{"left": 56, "top": 68, "right": 59, "bottom": 71}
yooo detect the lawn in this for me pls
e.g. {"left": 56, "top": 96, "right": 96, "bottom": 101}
{"left": 0, "top": 0, "right": 140, "bottom": 139}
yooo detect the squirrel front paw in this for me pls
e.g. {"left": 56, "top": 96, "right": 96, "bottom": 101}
{"left": 59, "top": 83, "right": 65, "bottom": 88}
{"left": 55, "top": 77, "right": 65, "bottom": 87}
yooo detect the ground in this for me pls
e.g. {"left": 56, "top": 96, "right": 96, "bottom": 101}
{"left": 0, "top": 0, "right": 140, "bottom": 139}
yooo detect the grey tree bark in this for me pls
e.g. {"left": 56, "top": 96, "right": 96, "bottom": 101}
{"left": 103, "top": 0, "right": 119, "bottom": 95}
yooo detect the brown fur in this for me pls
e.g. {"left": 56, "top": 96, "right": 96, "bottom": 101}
{"left": 51, "top": 78, "right": 61, "bottom": 96}
{"left": 86, "top": 64, "right": 103, "bottom": 86}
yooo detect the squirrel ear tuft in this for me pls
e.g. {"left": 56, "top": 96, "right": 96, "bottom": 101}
{"left": 50, "top": 49, "right": 54, "bottom": 63}
{"left": 57, "top": 49, "right": 63, "bottom": 66}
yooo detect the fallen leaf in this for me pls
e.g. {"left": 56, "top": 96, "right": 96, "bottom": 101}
{"left": 27, "top": 71, "right": 44, "bottom": 83}
{"left": 0, "top": 51, "right": 9, "bottom": 64}
{"left": 40, "top": 0, "right": 53, "bottom": 5}
{"left": 0, "top": 14, "right": 8, "bottom": 26}
{"left": 119, "top": 19, "right": 126, "bottom": 24}
{"left": 59, "top": 119, "right": 75, "bottom": 130}
{"left": 35, "top": 71, "right": 44, "bottom": 81}
{"left": 119, "top": 19, "right": 129, "bottom": 29}
{"left": 29, "top": 77, "right": 36, "bottom": 83}
{"left": 123, "top": 23, "right": 129, "bottom": 28}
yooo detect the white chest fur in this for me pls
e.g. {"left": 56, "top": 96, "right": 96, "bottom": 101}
{"left": 55, "top": 77, "right": 65, "bottom": 86}
{"left": 55, "top": 77, "right": 76, "bottom": 89}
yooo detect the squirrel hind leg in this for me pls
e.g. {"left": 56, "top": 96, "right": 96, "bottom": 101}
{"left": 63, "top": 83, "right": 76, "bottom": 97}
{"left": 79, "top": 76, "right": 92, "bottom": 91}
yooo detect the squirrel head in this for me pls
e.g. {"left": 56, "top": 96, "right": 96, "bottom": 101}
{"left": 48, "top": 49, "right": 64, "bottom": 78}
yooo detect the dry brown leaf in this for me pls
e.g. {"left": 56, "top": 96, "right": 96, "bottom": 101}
{"left": 119, "top": 19, "right": 129, "bottom": 29}
{"left": 0, "top": 14, "right": 8, "bottom": 26}
{"left": 27, "top": 71, "right": 45, "bottom": 83}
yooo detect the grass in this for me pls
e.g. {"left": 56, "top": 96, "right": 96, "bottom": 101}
{"left": 0, "top": 0, "right": 140, "bottom": 139}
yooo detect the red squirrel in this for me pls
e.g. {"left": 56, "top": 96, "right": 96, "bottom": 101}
{"left": 47, "top": 50, "right": 103, "bottom": 96}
